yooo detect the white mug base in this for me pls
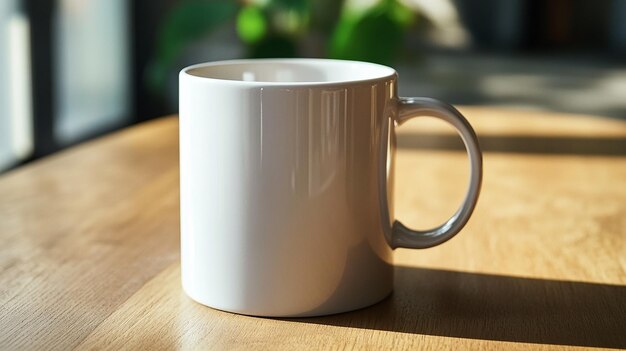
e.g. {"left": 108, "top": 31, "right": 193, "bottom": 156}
{"left": 183, "top": 284, "right": 393, "bottom": 318}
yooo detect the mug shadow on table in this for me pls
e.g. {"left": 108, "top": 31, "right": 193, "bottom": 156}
{"left": 289, "top": 267, "right": 626, "bottom": 348}
{"left": 291, "top": 267, "right": 626, "bottom": 349}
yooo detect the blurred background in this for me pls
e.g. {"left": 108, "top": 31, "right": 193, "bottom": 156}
{"left": 1, "top": 0, "right": 625, "bottom": 172}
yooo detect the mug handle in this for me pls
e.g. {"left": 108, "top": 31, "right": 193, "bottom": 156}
{"left": 381, "top": 97, "right": 483, "bottom": 249}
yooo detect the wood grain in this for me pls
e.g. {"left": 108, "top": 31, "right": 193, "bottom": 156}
{"left": 1, "top": 107, "right": 625, "bottom": 350}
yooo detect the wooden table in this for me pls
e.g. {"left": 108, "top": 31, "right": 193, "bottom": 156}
{"left": 1, "top": 107, "right": 625, "bottom": 350}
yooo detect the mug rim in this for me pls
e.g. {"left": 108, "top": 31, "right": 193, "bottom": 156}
{"left": 180, "top": 58, "right": 397, "bottom": 87}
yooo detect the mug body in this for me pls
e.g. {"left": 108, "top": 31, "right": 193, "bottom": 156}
{"left": 180, "top": 59, "right": 397, "bottom": 317}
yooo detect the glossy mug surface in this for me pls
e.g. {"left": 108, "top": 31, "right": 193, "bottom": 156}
{"left": 179, "top": 59, "right": 482, "bottom": 317}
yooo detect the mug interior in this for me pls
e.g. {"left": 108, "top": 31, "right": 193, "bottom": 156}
{"left": 183, "top": 59, "right": 396, "bottom": 84}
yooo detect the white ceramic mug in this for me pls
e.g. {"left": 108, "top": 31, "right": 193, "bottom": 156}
{"left": 179, "top": 58, "right": 482, "bottom": 317}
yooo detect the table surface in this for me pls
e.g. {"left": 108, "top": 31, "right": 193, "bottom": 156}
{"left": 1, "top": 107, "right": 625, "bottom": 350}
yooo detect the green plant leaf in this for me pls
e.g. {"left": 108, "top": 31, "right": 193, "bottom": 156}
{"left": 237, "top": 5, "right": 267, "bottom": 44}
{"left": 388, "top": 0, "right": 415, "bottom": 29}
{"left": 329, "top": 1, "right": 407, "bottom": 64}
